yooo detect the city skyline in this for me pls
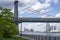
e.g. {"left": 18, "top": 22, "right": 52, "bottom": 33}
{"left": 19, "top": 23, "right": 60, "bottom": 32}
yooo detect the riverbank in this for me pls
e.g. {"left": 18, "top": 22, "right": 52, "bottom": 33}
{"left": 2, "top": 37, "right": 28, "bottom": 40}
{"left": 0, "top": 35, "right": 28, "bottom": 40}
{"left": 4, "top": 37, "right": 27, "bottom": 40}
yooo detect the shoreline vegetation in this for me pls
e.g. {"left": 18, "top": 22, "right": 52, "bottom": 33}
{"left": 0, "top": 7, "right": 28, "bottom": 40}
{"left": 1, "top": 37, "right": 28, "bottom": 40}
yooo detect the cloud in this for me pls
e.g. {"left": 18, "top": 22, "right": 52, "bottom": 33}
{"left": 29, "top": 1, "right": 52, "bottom": 17}
{"left": 0, "top": 0, "right": 57, "bottom": 18}
{"left": 29, "top": 1, "right": 53, "bottom": 18}
{"left": 40, "top": 8, "right": 53, "bottom": 13}
{"left": 19, "top": 0, "right": 38, "bottom": 8}
{"left": 31, "top": 2, "right": 41, "bottom": 10}
{"left": 53, "top": 0, "right": 59, "bottom": 4}
{"left": 0, "top": 0, "right": 37, "bottom": 9}
{"left": 31, "top": 2, "right": 50, "bottom": 10}
{"left": 45, "top": 0, "right": 51, "bottom": 3}
{"left": 0, "top": 0, "right": 14, "bottom": 2}
{"left": 0, "top": 1, "right": 13, "bottom": 8}
{"left": 55, "top": 12, "right": 60, "bottom": 18}
{"left": 45, "top": 0, "right": 59, "bottom": 4}
{"left": 20, "top": 0, "right": 30, "bottom": 4}
{"left": 11, "top": 9, "right": 14, "bottom": 13}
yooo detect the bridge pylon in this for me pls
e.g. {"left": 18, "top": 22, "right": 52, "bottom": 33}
{"left": 14, "top": 0, "right": 19, "bottom": 26}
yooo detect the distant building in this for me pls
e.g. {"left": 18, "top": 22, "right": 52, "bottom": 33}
{"left": 54, "top": 26, "right": 56, "bottom": 30}
{"left": 50, "top": 26, "right": 57, "bottom": 32}
{"left": 50, "top": 26, "right": 53, "bottom": 30}
{"left": 46, "top": 23, "right": 51, "bottom": 32}
{"left": 30, "top": 28, "right": 33, "bottom": 31}
{"left": 46, "top": 23, "right": 57, "bottom": 32}
{"left": 24, "top": 28, "right": 33, "bottom": 32}
{"left": 24, "top": 28, "right": 30, "bottom": 32}
{"left": 50, "top": 26, "right": 56, "bottom": 30}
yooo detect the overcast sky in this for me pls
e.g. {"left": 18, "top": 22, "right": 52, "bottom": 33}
{"left": 0, "top": 0, "right": 60, "bottom": 32}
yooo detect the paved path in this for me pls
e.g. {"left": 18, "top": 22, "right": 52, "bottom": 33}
{"left": 22, "top": 36, "right": 34, "bottom": 40}
{"left": 16, "top": 35, "right": 34, "bottom": 40}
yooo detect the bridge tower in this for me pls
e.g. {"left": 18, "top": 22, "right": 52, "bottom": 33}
{"left": 14, "top": 0, "right": 19, "bottom": 26}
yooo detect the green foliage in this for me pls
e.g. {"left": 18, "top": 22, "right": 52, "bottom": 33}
{"left": 0, "top": 7, "right": 18, "bottom": 38}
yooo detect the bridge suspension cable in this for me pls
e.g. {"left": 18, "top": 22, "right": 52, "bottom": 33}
{"left": 21, "top": 7, "right": 54, "bottom": 17}
{"left": 19, "top": 1, "right": 54, "bottom": 17}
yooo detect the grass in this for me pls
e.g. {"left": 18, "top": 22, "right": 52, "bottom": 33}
{"left": 0, "top": 37, "right": 28, "bottom": 40}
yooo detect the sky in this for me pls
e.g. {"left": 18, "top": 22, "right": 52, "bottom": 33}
{"left": 0, "top": 0, "right": 60, "bottom": 32}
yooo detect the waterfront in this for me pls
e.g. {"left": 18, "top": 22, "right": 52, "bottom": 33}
{"left": 20, "top": 31, "right": 60, "bottom": 40}
{"left": 22, "top": 31, "right": 60, "bottom": 37}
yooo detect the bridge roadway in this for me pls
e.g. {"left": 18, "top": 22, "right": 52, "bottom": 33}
{"left": 20, "top": 31, "right": 60, "bottom": 40}
{"left": 15, "top": 18, "right": 60, "bottom": 23}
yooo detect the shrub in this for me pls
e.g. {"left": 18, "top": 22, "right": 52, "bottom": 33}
{"left": 0, "top": 7, "right": 18, "bottom": 38}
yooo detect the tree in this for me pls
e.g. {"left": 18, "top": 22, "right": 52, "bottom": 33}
{"left": 0, "top": 7, "right": 18, "bottom": 38}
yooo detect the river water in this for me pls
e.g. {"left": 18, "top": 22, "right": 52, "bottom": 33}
{"left": 22, "top": 31, "right": 60, "bottom": 37}
{"left": 20, "top": 31, "right": 60, "bottom": 40}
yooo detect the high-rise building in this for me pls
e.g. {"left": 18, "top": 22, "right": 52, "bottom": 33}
{"left": 30, "top": 28, "right": 33, "bottom": 31}
{"left": 50, "top": 26, "right": 57, "bottom": 32}
{"left": 50, "top": 26, "right": 56, "bottom": 30}
{"left": 24, "top": 28, "right": 33, "bottom": 32}
{"left": 46, "top": 23, "right": 51, "bottom": 32}
{"left": 50, "top": 26, "right": 53, "bottom": 30}
{"left": 24, "top": 28, "right": 30, "bottom": 32}
{"left": 54, "top": 26, "right": 56, "bottom": 30}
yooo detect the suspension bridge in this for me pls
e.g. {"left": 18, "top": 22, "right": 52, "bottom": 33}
{"left": 14, "top": 0, "right": 60, "bottom": 40}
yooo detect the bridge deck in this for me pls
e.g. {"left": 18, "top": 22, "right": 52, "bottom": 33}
{"left": 15, "top": 18, "right": 60, "bottom": 23}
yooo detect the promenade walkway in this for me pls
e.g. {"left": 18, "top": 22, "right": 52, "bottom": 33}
{"left": 16, "top": 35, "right": 34, "bottom": 40}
